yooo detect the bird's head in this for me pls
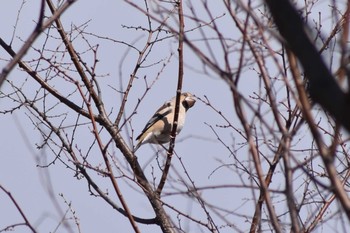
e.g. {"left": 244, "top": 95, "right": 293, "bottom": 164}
{"left": 180, "top": 92, "right": 196, "bottom": 110}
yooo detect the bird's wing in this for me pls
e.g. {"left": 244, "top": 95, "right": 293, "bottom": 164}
{"left": 136, "top": 101, "right": 173, "bottom": 140}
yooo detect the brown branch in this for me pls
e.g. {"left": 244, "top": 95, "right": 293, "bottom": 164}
{"left": 76, "top": 83, "right": 141, "bottom": 233}
{"left": 156, "top": 0, "right": 184, "bottom": 196}
{"left": 105, "top": 125, "right": 176, "bottom": 232}
{"left": 341, "top": 2, "right": 350, "bottom": 87}
{"left": 232, "top": 90, "right": 282, "bottom": 233}
{"left": 221, "top": 3, "right": 286, "bottom": 232}
{"left": 305, "top": 169, "right": 350, "bottom": 232}
{"left": 288, "top": 49, "right": 350, "bottom": 221}
{"left": 46, "top": 0, "right": 108, "bottom": 120}
{"left": 2, "top": 1, "right": 176, "bottom": 231}
{"left": 265, "top": 0, "right": 350, "bottom": 222}
{"left": 282, "top": 136, "right": 301, "bottom": 232}
{"left": 20, "top": 89, "right": 156, "bottom": 226}
{"left": 77, "top": 163, "right": 157, "bottom": 225}
{"left": 0, "top": 38, "right": 100, "bottom": 122}
{"left": 0, "top": 0, "right": 77, "bottom": 87}
{"left": 264, "top": 0, "right": 350, "bottom": 132}
{"left": 0, "top": 185, "right": 37, "bottom": 233}
{"left": 114, "top": 3, "right": 155, "bottom": 127}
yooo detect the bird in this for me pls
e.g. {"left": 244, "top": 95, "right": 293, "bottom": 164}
{"left": 134, "top": 92, "right": 196, "bottom": 151}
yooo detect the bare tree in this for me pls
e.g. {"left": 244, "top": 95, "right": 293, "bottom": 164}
{"left": 1, "top": 0, "right": 350, "bottom": 232}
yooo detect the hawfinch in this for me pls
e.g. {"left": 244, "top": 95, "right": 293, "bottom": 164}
{"left": 134, "top": 92, "right": 196, "bottom": 151}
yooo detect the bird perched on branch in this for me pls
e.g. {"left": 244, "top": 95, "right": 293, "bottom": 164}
{"left": 134, "top": 92, "right": 196, "bottom": 151}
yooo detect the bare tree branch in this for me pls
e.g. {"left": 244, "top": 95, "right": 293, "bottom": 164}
{"left": 0, "top": 0, "right": 77, "bottom": 87}
{"left": 0, "top": 185, "right": 37, "bottom": 233}
{"left": 157, "top": 0, "right": 185, "bottom": 196}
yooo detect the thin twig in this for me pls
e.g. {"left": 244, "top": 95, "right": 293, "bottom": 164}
{"left": 0, "top": 185, "right": 37, "bottom": 233}
{"left": 0, "top": 0, "right": 77, "bottom": 87}
{"left": 157, "top": 0, "right": 184, "bottom": 196}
